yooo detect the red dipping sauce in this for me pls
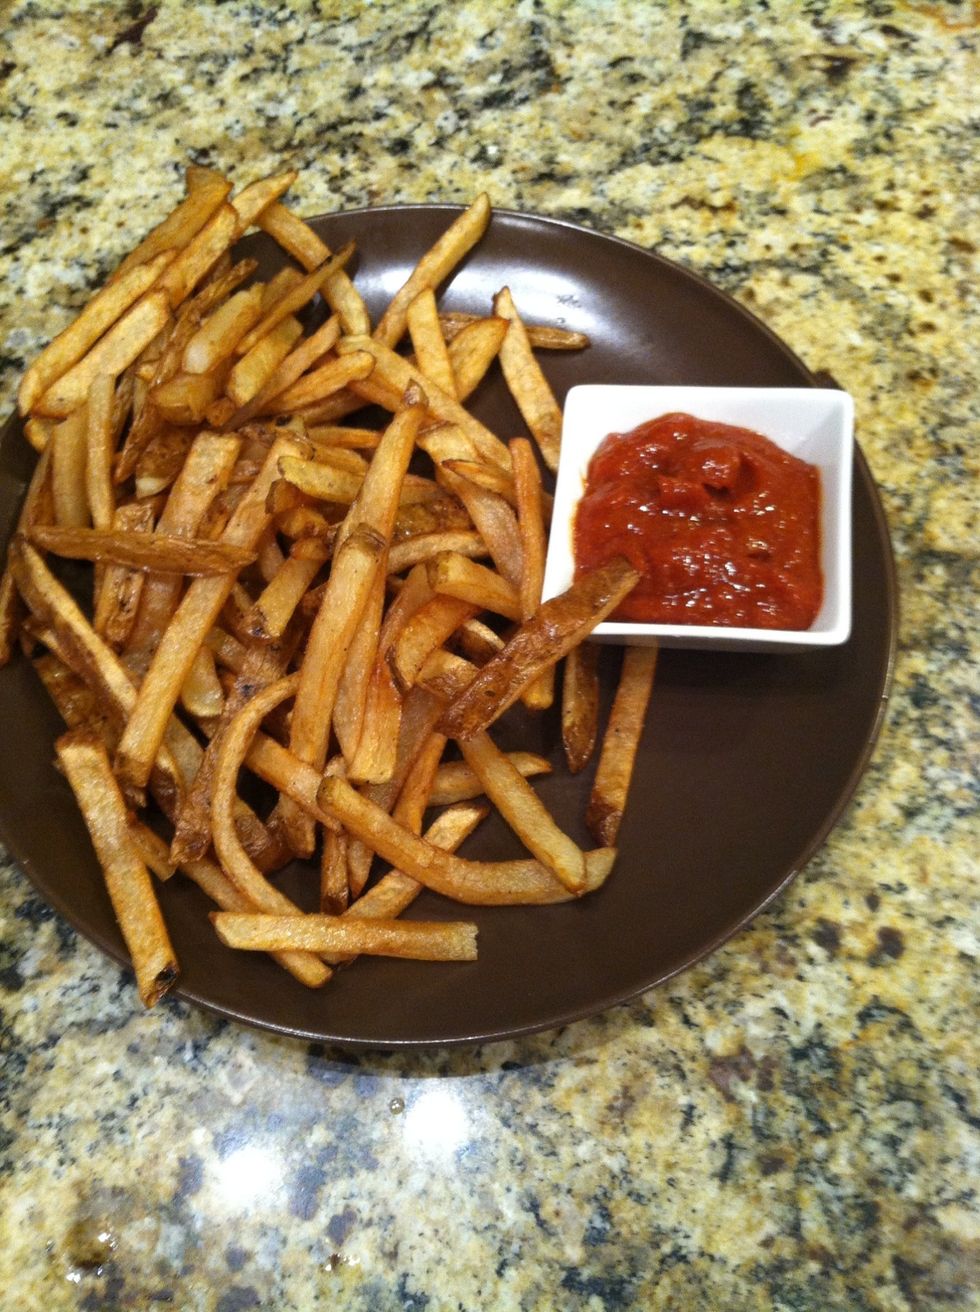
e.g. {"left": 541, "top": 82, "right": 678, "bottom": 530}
{"left": 574, "top": 412, "right": 823, "bottom": 628}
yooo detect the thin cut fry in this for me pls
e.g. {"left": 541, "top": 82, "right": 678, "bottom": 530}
{"left": 229, "top": 171, "right": 297, "bottom": 229}
{"left": 51, "top": 409, "right": 90, "bottom": 527}
{"left": 93, "top": 502, "right": 154, "bottom": 644}
{"left": 586, "top": 645, "right": 658, "bottom": 846}
{"left": 212, "top": 912, "right": 477, "bottom": 961}
{"left": 511, "top": 435, "right": 553, "bottom": 711}
{"left": 182, "top": 286, "right": 264, "bottom": 374}
{"left": 440, "top": 311, "right": 589, "bottom": 352}
{"left": 264, "top": 352, "right": 374, "bottom": 415}
{"left": 427, "top": 552, "right": 522, "bottom": 621}
{"left": 180, "top": 644, "right": 224, "bottom": 718}
{"left": 237, "top": 244, "right": 356, "bottom": 356}
{"left": 374, "top": 194, "right": 491, "bottom": 347}
{"left": 494, "top": 286, "right": 564, "bottom": 472}
{"left": 407, "top": 288, "right": 456, "bottom": 397}
{"left": 562, "top": 642, "right": 601, "bottom": 774}
{"left": 446, "top": 317, "right": 508, "bottom": 401}
{"left": 227, "top": 316, "right": 303, "bottom": 406}
{"left": 437, "top": 557, "right": 641, "bottom": 739}
{"left": 156, "top": 204, "right": 241, "bottom": 309}
{"left": 387, "top": 529, "right": 486, "bottom": 576}
{"left": 430, "top": 753, "right": 551, "bottom": 806}
{"left": 114, "top": 177, "right": 230, "bottom": 280}
{"left": 256, "top": 202, "right": 370, "bottom": 335}
{"left": 437, "top": 463, "right": 522, "bottom": 587}
{"left": 321, "top": 826, "right": 349, "bottom": 915}
{"left": 29, "top": 525, "right": 256, "bottom": 576}
{"left": 85, "top": 375, "right": 117, "bottom": 530}
{"left": 56, "top": 729, "right": 178, "bottom": 1007}
{"left": 19, "top": 252, "right": 174, "bottom": 416}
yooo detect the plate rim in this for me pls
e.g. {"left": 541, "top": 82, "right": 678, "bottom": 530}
{"left": 0, "top": 204, "right": 899, "bottom": 1048}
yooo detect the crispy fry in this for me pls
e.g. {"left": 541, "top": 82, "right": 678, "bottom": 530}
{"left": 439, "top": 311, "right": 589, "bottom": 351}
{"left": 387, "top": 529, "right": 486, "bottom": 576}
{"left": 50, "top": 409, "right": 90, "bottom": 527}
{"left": 374, "top": 194, "right": 491, "bottom": 347}
{"left": 114, "top": 177, "right": 230, "bottom": 280}
{"left": 437, "top": 463, "right": 523, "bottom": 587}
{"left": 307, "top": 425, "right": 381, "bottom": 451}
{"left": 586, "top": 645, "right": 658, "bottom": 845}
{"left": 237, "top": 244, "right": 356, "bottom": 356}
{"left": 212, "top": 911, "right": 477, "bottom": 961}
{"left": 93, "top": 502, "right": 154, "bottom": 645}
{"left": 562, "top": 642, "right": 600, "bottom": 774}
{"left": 229, "top": 171, "right": 297, "bottom": 229}
{"left": 115, "top": 434, "right": 301, "bottom": 798}
{"left": 390, "top": 594, "right": 477, "bottom": 691}
{"left": 84, "top": 375, "right": 117, "bottom": 530}
{"left": 56, "top": 729, "right": 178, "bottom": 1007}
{"left": 182, "top": 285, "right": 264, "bottom": 374}
{"left": 320, "top": 826, "right": 349, "bottom": 915}
{"left": 256, "top": 201, "right": 370, "bottom": 334}
{"left": 180, "top": 644, "right": 224, "bottom": 718}
{"left": 264, "top": 351, "right": 374, "bottom": 415}
{"left": 334, "top": 566, "right": 386, "bottom": 767}
{"left": 149, "top": 370, "right": 226, "bottom": 425}
{"left": 19, "top": 253, "right": 174, "bottom": 416}
{"left": 430, "top": 752, "right": 551, "bottom": 806}
{"left": 224, "top": 314, "right": 340, "bottom": 428}
{"left": 407, "top": 287, "right": 456, "bottom": 397}
{"left": 511, "top": 435, "right": 553, "bottom": 710}
{"left": 494, "top": 286, "right": 564, "bottom": 472}
{"left": 320, "top": 776, "right": 616, "bottom": 905}
{"left": 155, "top": 204, "right": 241, "bottom": 310}
{"left": 29, "top": 525, "right": 256, "bottom": 576}
{"left": 227, "top": 315, "right": 303, "bottom": 405}
{"left": 443, "top": 458, "right": 517, "bottom": 507}
{"left": 446, "top": 316, "right": 508, "bottom": 401}
{"left": 209, "top": 672, "right": 330, "bottom": 987}
{"left": 427, "top": 552, "right": 522, "bottom": 621}
{"left": 242, "top": 544, "right": 327, "bottom": 642}
{"left": 437, "top": 557, "right": 641, "bottom": 739}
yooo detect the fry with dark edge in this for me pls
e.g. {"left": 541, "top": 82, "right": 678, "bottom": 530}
{"left": 587, "top": 645, "right": 658, "bottom": 846}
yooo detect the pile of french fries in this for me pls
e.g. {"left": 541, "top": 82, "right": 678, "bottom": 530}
{"left": 1, "top": 166, "right": 658, "bottom": 1008}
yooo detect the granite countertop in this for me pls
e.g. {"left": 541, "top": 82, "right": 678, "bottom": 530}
{"left": 1, "top": 2, "right": 977, "bottom": 1309}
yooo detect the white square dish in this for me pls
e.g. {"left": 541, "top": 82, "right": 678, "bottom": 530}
{"left": 542, "top": 385, "right": 854, "bottom": 653}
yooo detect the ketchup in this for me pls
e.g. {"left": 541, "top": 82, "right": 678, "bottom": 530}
{"left": 573, "top": 413, "right": 822, "bottom": 628}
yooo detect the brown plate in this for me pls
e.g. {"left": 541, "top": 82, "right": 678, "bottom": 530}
{"left": 0, "top": 207, "right": 897, "bottom": 1048}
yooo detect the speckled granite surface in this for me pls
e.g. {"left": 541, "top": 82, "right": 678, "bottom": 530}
{"left": 1, "top": 2, "right": 978, "bottom": 1308}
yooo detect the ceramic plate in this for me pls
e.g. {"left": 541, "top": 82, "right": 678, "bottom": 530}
{"left": 0, "top": 207, "right": 897, "bottom": 1047}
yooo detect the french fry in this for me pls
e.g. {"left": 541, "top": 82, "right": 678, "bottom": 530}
{"left": 494, "top": 286, "right": 564, "bottom": 472}
{"left": 113, "top": 176, "right": 230, "bottom": 280}
{"left": 115, "top": 434, "right": 302, "bottom": 798}
{"left": 562, "top": 642, "right": 600, "bottom": 774}
{"left": 427, "top": 552, "right": 522, "bottom": 622}
{"left": 430, "top": 752, "right": 551, "bottom": 806}
{"left": 212, "top": 911, "right": 477, "bottom": 961}
{"left": 446, "top": 316, "right": 508, "bottom": 401}
{"left": 374, "top": 194, "right": 491, "bottom": 347}
{"left": 182, "top": 285, "right": 264, "bottom": 374}
{"left": 29, "top": 525, "right": 256, "bottom": 576}
{"left": 387, "top": 529, "right": 486, "bottom": 576}
{"left": 241, "top": 544, "right": 327, "bottom": 642}
{"left": 209, "top": 673, "right": 330, "bottom": 988}
{"left": 229, "top": 171, "right": 297, "bottom": 229}
{"left": 157, "top": 204, "right": 240, "bottom": 309}
{"left": 334, "top": 566, "right": 386, "bottom": 766}
{"left": 320, "top": 776, "right": 616, "bottom": 906}
{"left": 389, "top": 594, "right": 477, "bottom": 691}
{"left": 50, "top": 409, "right": 90, "bottom": 527}
{"left": 439, "top": 311, "right": 589, "bottom": 352}
{"left": 321, "top": 826, "right": 349, "bottom": 915}
{"left": 511, "top": 435, "right": 553, "bottom": 711}
{"left": 180, "top": 644, "right": 224, "bottom": 718}
{"left": 224, "top": 314, "right": 340, "bottom": 428}
{"left": 227, "top": 315, "right": 303, "bottom": 405}
{"left": 443, "top": 458, "right": 516, "bottom": 507}
{"left": 24, "top": 416, "right": 54, "bottom": 453}
{"left": 437, "top": 463, "right": 523, "bottom": 587}
{"left": 586, "top": 645, "right": 658, "bottom": 845}
{"left": 256, "top": 201, "right": 370, "bottom": 335}
{"left": 284, "top": 396, "right": 423, "bottom": 852}
{"left": 84, "top": 375, "right": 117, "bottom": 530}
{"left": 56, "top": 729, "right": 178, "bottom": 1007}
{"left": 437, "top": 557, "right": 641, "bottom": 739}
{"left": 263, "top": 351, "right": 374, "bottom": 414}
{"left": 307, "top": 425, "right": 381, "bottom": 452}
{"left": 458, "top": 731, "right": 586, "bottom": 892}
{"left": 339, "top": 335, "right": 512, "bottom": 469}
{"left": 18, "top": 253, "right": 174, "bottom": 416}
{"left": 407, "top": 287, "right": 456, "bottom": 397}
{"left": 93, "top": 502, "right": 154, "bottom": 645}
{"left": 236, "top": 244, "right": 356, "bottom": 356}
{"left": 149, "top": 370, "right": 226, "bottom": 425}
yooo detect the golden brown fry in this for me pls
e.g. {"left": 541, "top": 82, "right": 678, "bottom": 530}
{"left": 494, "top": 286, "right": 564, "bottom": 472}
{"left": 511, "top": 435, "right": 553, "bottom": 711}
{"left": 229, "top": 171, "right": 297, "bottom": 229}
{"left": 93, "top": 501, "right": 154, "bottom": 645}
{"left": 180, "top": 644, "right": 224, "bottom": 718}
{"left": 457, "top": 617, "right": 505, "bottom": 665}
{"left": 134, "top": 425, "right": 194, "bottom": 499}
{"left": 320, "top": 776, "right": 617, "bottom": 906}
{"left": 390, "top": 594, "right": 477, "bottom": 691}
{"left": 437, "top": 462, "right": 523, "bottom": 588}
{"left": 182, "top": 286, "right": 264, "bottom": 374}
{"left": 586, "top": 645, "right": 658, "bottom": 846}
{"left": 307, "top": 425, "right": 381, "bottom": 451}
{"left": 264, "top": 352, "right": 374, "bottom": 415}
{"left": 256, "top": 202, "right": 370, "bottom": 334}
{"left": 19, "top": 253, "right": 174, "bottom": 417}
{"left": 430, "top": 752, "right": 551, "bottom": 806}
{"left": 407, "top": 287, "right": 456, "bottom": 397}
{"left": 237, "top": 244, "right": 356, "bottom": 356}
{"left": 210, "top": 673, "right": 330, "bottom": 988}
{"left": 29, "top": 525, "right": 257, "bottom": 576}
{"left": 226, "top": 313, "right": 341, "bottom": 428}
{"left": 115, "top": 434, "right": 301, "bottom": 798}
{"left": 446, "top": 317, "right": 508, "bottom": 401}
{"left": 387, "top": 529, "right": 486, "bottom": 576}
{"left": 459, "top": 731, "right": 586, "bottom": 892}
{"left": 149, "top": 370, "right": 226, "bottom": 425}
{"left": 374, "top": 195, "right": 491, "bottom": 348}
{"left": 562, "top": 642, "right": 600, "bottom": 774}
{"left": 156, "top": 204, "right": 240, "bottom": 309}
{"left": 439, "top": 311, "right": 589, "bottom": 351}
{"left": 437, "top": 557, "right": 641, "bottom": 739}
{"left": 213, "top": 912, "right": 477, "bottom": 961}
{"left": 427, "top": 552, "right": 522, "bottom": 622}
{"left": 320, "top": 826, "right": 349, "bottom": 915}
{"left": 114, "top": 177, "right": 230, "bottom": 281}
{"left": 50, "top": 409, "right": 90, "bottom": 527}
{"left": 334, "top": 567, "right": 386, "bottom": 767}
{"left": 339, "top": 335, "right": 512, "bottom": 469}
{"left": 56, "top": 729, "right": 178, "bottom": 1007}
{"left": 242, "top": 544, "right": 326, "bottom": 642}
{"left": 84, "top": 375, "right": 117, "bottom": 530}
{"left": 443, "top": 458, "right": 517, "bottom": 507}
{"left": 226, "top": 315, "right": 303, "bottom": 406}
